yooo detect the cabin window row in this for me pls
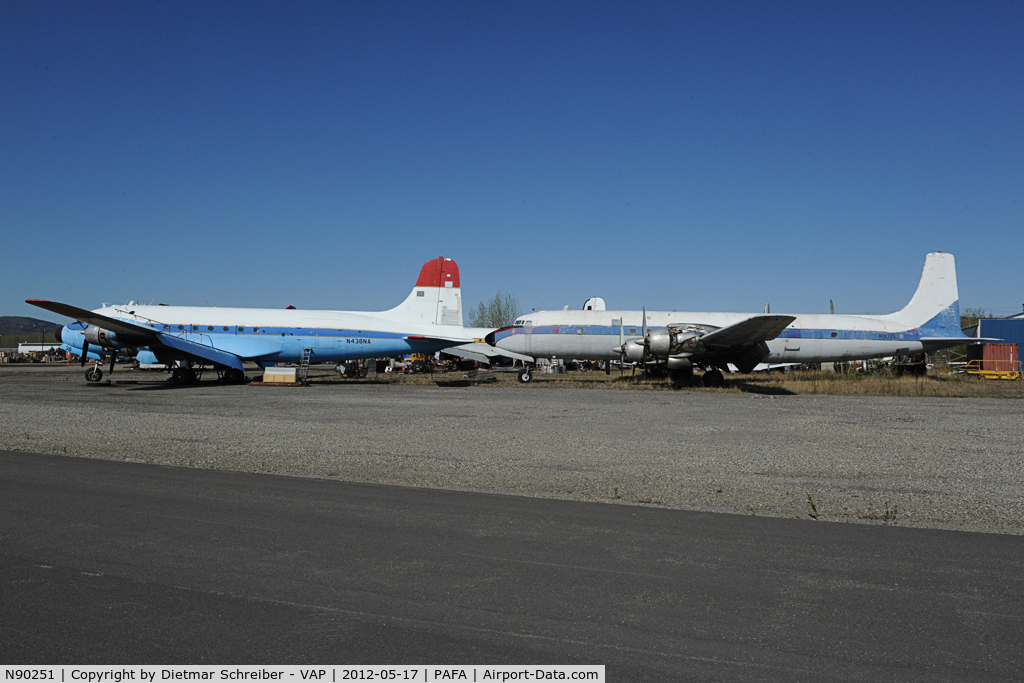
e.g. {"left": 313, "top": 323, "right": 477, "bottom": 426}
{"left": 161, "top": 325, "right": 264, "bottom": 332}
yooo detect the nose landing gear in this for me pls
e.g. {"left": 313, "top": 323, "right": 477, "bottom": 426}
{"left": 84, "top": 352, "right": 121, "bottom": 383}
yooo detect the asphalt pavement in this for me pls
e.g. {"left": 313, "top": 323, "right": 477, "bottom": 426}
{"left": 2, "top": 370, "right": 1023, "bottom": 534}
{"left": 2, "top": 450, "right": 1022, "bottom": 681}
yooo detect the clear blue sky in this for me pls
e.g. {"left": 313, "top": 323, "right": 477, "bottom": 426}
{"left": 3, "top": 1, "right": 1022, "bottom": 322}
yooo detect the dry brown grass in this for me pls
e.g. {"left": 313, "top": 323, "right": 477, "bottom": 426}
{"left": 313, "top": 366, "right": 1024, "bottom": 398}
{"left": 733, "top": 367, "right": 1024, "bottom": 398}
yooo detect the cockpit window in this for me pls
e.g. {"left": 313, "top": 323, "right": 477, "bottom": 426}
{"left": 513, "top": 319, "right": 524, "bottom": 327}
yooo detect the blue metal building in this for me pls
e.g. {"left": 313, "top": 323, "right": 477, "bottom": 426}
{"left": 976, "top": 318, "right": 1024, "bottom": 348}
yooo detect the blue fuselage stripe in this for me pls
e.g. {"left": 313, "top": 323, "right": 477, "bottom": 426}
{"left": 493, "top": 325, "right": 935, "bottom": 342}
{"left": 63, "top": 321, "right": 451, "bottom": 366}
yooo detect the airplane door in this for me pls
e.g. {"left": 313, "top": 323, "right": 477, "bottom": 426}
{"left": 524, "top": 320, "right": 533, "bottom": 356}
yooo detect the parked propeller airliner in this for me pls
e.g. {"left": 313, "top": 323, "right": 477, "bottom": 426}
{"left": 487, "top": 252, "right": 978, "bottom": 387}
{"left": 28, "top": 257, "right": 487, "bottom": 384}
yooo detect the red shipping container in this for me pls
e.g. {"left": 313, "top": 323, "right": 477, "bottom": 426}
{"left": 967, "top": 343, "right": 1019, "bottom": 372}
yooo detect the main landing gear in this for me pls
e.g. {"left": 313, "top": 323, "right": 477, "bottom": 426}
{"left": 170, "top": 368, "right": 199, "bottom": 385}
{"left": 702, "top": 368, "right": 725, "bottom": 388}
{"left": 222, "top": 368, "right": 245, "bottom": 385}
{"left": 670, "top": 367, "right": 695, "bottom": 389}
{"left": 669, "top": 366, "right": 726, "bottom": 389}
{"left": 167, "top": 366, "right": 244, "bottom": 385}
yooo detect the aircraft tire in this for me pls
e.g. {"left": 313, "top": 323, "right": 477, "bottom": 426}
{"left": 171, "top": 368, "right": 187, "bottom": 385}
{"left": 702, "top": 369, "right": 725, "bottom": 388}
{"left": 85, "top": 367, "right": 102, "bottom": 382}
{"left": 517, "top": 368, "right": 533, "bottom": 384}
{"left": 671, "top": 369, "right": 694, "bottom": 390}
{"left": 222, "top": 368, "right": 244, "bottom": 385}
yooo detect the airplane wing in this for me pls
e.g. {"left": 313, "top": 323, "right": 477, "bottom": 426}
{"left": 26, "top": 299, "right": 160, "bottom": 338}
{"left": 698, "top": 315, "right": 796, "bottom": 353}
{"left": 26, "top": 299, "right": 245, "bottom": 371}
{"left": 157, "top": 334, "right": 245, "bottom": 370}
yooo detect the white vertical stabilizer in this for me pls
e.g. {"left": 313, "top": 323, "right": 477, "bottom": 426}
{"left": 879, "top": 252, "right": 959, "bottom": 327}
{"left": 382, "top": 257, "right": 463, "bottom": 327}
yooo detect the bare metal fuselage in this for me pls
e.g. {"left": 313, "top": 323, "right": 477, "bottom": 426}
{"left": 494, "top": 309, "right": 952, "bottom": 364}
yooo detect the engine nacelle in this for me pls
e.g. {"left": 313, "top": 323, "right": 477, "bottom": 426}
{"left": 645, "top": 328, "right": 702, "bottom": 357}
{"left": 666, "top": 356, "right": 692, "bottom": 371}
{"left": 622, "top": 339, "right": 646, "bottom": 362}
{"left": 646, "top": 330, "right": 673, "bottom": 356}
{"left": 83, "top": 324, "right": 149, "bottom": 349}
{"left": 84, "top": 325, "right": 115, "bottom": 347}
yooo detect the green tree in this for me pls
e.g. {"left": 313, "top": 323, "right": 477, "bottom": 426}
{"left": 960, "top": 307, "right": 989, "bottom": 329}
{"left": 468, "top": 291, "right": 522, "bottom": 329}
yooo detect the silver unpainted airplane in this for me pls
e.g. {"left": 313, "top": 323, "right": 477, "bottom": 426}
{"left": 486, "top": 252, "right": 978, "bottom": 386}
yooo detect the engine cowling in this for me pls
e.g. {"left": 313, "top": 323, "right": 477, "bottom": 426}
{"left": 617, "top": 326, "right": 708, "bottom": 363}
{"left": 666, "top": 356, "right": 693, "bottom": 371}
{"left": 646, "top": 327, "right": 702, "bottom": 357}
{"left": 646, "top": 330, "right": 673, "bottom": 356}
{"left": 82, "top": 324, "right": 149, "bottom": 349}
{"left": 622, "top": 339, "right": 646, "bottom": 362}
{"left": 83, "top": 325, "right": 114, "bottom": 347}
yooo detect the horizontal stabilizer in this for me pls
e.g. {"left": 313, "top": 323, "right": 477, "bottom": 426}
{"left": 405, "top": 334, "right": 475, "bottom": 344}
{"left": 921, "top": 336, "right": 1001, "bottom": 343}
{"left": 699, "top": 315, "right": 796, "bottom": 352}
{"left": 444, "top": 342, "right": 534, "bottom": 364}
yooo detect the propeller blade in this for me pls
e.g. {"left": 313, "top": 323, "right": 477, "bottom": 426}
{"left": 642, "top": 308, "right": 653, "bottom": 377}
{"left": 80, "top": 339, "right": 89, "bottom": 367}
{"left": 108, "top": 352, "right": 116, "bottom": 375}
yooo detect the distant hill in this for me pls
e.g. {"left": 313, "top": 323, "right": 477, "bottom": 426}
{"left": 0, "top": 316, "right": 62, "bottom": 337}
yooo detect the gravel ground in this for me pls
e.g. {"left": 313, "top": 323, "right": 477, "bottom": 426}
{"left": 2, "top": 366, "right": 1023, "bottom": 534}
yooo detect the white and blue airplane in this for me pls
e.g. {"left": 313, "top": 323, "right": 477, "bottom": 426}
{"left": 28, "top": 257, "right": 489, "bottom": 384}
{"left": 487, "top": 252, "right": 978, "bottom": 386}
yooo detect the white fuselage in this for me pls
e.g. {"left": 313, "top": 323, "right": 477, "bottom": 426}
{"left": 494, "top": 309, "right": 947, "bottom": 363}
{"left": 72, "top": 303, "right": 480, "bottom": 364}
